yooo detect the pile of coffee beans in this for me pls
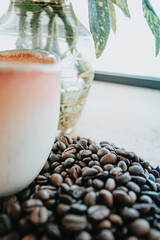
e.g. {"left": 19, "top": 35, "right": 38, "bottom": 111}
{"left": 0, "top": 136, "right": 160, "bottom": 240}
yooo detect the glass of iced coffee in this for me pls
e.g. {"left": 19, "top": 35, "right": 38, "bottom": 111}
{"left": 0, "top": 49, "right": 61, "bottom": 197}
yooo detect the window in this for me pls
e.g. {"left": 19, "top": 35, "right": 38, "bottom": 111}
{"left": 72, "top": 0, "right": 160, "bottom": 82}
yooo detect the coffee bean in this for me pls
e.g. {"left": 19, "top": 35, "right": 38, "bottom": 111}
{"left": 115, "top": 172, "right": 131, "bottom": 184}
{"left": 0, "top": 136, "right": 160, "bottom": 239}
{"left": 108, "top": 213, "right": 123, "bottom": 225}
{"left": 110, "top": 167, "right": 122, "bottom": 176}
{"left": 88, "top": 205, "right": 110, "bottom": 221}
{"left": 97, "top": 148, "right": 110, "bottom": 157}
{"left": 113, "top": 190, "right": 134, "bottom": 206}
{"left": 147, "top": 179, "right": 157, "bottom": 191}
{"left": 50, "top": 173, "right": 63, "bottom": 187}
{"left": 132, "top": 203, "right": 152, "bottom": 215}
{"left": 129, "top": 166, "right": 144, "bottom": 175}
{"left": 62, "top": 214, "right": 87, "bottom": 232}
{"left": 49, "top": 153, "right": 59, "bottom": 163}
{"left": 84, "top": 191, "right": 96, "bottom": 206}
{"left": 147, "top": 228, "right": 160, "bottom": 240}
{"left": 75, "top": 231, "right": 92, "bottom": 240}
{"left": 93, "top": 179, "right": 104, "bottom": 190}
{"left": 99, "top": 190, "right": 113, "bottom": 208}
{"left": 120, "top": 207, "right": 140, "bottom": 220}
{"left": 33, "top": 190, "right": 50, "bottom": 201}
{"left": 70, "top": 165, "right": 81, "bottom": 180}
{"left": 29, "top": 206, "right": 48, "bottom": 225}
{"left": 22, "top": 199, "right": 43, "bottom": 212}
{"left": 117, "top": 161, "right": 128, "bottom": 172}
{"left": 71, "top": 203, "right": 87, "bottom": 214}
{"left": 79, "top": 150, "right": 92, "bottom": 158}
{"left": 129, "top": 219, "right": 150, "bottom": 237}
{"left": 139, "top": 195, "right": 153, "bottom": 204}
{"left": 0, "top": 214, "right": 12, "bottom": 235}
{"left": 126, "top": 181, "right": 141, "bottom": 193}
{"left": 105, "top": 178, "right": 116, "bottom": 191}
{"left": 97, "top": 219, "right": 112, "bottom": 229}
{"left": 103, "top": 165, "right": 114, "bottom": 172}
{"left": 97, "top": 229, "right": 114, "bottom": 240}
{"left": 100, "top": 153, "right": 117, "bottom": 165}
{"left": 7, "top": 202, "right": 21, "bottom": 220}
{"left": 132, "top": 176, "right": 146, "bottom": 185}
{"left": 82, "top": 167, "right": 98, "bottom": 178}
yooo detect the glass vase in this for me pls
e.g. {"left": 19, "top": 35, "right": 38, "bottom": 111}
{"left": 0, "top": 0, "right": 94, "bottom": 136}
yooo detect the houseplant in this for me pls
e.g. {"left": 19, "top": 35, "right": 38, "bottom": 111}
{"left": 0, "top": 0, "right": 159, "bottom": 135}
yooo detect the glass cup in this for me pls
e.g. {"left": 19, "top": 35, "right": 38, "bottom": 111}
{"left": 0, "top": 49, "right": 61, "bottom": 197}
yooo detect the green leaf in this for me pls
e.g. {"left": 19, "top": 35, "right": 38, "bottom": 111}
{"left": 88, "top": 0, "right": 110, "bottom": 58}
{"left": 111, "top": 0, "right": 130, "bottom": 18}
{"left": 109, "top": 0, "right": 116, "bottom": 33}
{"left": 143, "top": 0, "right": 160, "bottom": 56}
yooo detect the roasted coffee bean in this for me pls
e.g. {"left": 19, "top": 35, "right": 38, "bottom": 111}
{"left": 113, "top": 190, "right": 135, "bottom": 206}
{"left": 115, "top": 172, "right": 131, "bottom": 184}
{"left": 97, "top": 219, "right": 112, "bottom": 229}
{"left": 22, "top": 199, "right": 43, "bottom": 212}
{"left": 105, "top": 178, "right": 116, "bottom": 191}
{"left": 129, "top": 166, "right": 144, "bottom": 175}
{"left": 132, "top": 203, "right": 152, "bottom": 215}
{"left": 75, "top": 231, "right": 92, "bottom": 240}
{"left": 33, "top": 190, "right": 50, "bottom": 201}
{"left": 46, "top": 223, "right": 62, "bottom": 239}
{"left": 147, "top": 179, "right": 157, "bottom": 191}
{"left": 56, "top": 204, "right": 70, "bottom": 216}
{"left": 99, "top": 190, "right": 113, "bottom": 208}
{"left": 62, "top": 214, "right": 87, "bottom": 232}
{"left": 0, "top": 136, "right": 160, "bottom": 239}
{"left": 50, "top": 173, "right": 63, "bottom": 187}
{"left": 29, "top": 206, "right": 48, "bottom": 225}
{"left": 0, "top": 214, "right": 12, "bottom": 235}
{"left": 110, "top": 167, "right": 122, "bottom": 176}
{"left": 49, "top": 153, "right": 59, "bottom": 163}
{"left": 117, "top": 161, "right": 128, "bottom": 172}
{"left": 93, "top": 179, "right": 104, "bottom": 189}
{"left": 69, "top": 165, "right": 81, "bottom": 180}
{"left": 88, "top": 205, "right": 110, "bottom": 221}
{"left": 83, "top": 191, "right": 96, "bottom": 206}
{"left": 100, "top": 153, "right": 117, "bottom": 165}
{"left": 71, "top": 203, "right": 87, "bottom": 214}
{"left": 82, "top": 167, "right": 98, "bottom": 178}
{"left": 129, "top": 218, "right": 150, "bottom": 237}
{"left": 7, "top": 202, "right": 21, "bottom": 220}
{"left": 108, "top": 213, "right": 123, "bottom": 225}
{"left": 97, "top": 229, "right": 114, "bottom": 240}
{"left": 147, "top": 228, "right": 160, "bottom": 240}
{"left": 131, "top": 176, "right": 146, "bottom": 185}
{"left": 103, "top": 164, "right": 114, "bottom": 171}
{"left": 125, "top": 181, "right": 141, "bottom": 193}
{"left": 120, "top": 207, "right": 139, "bottom": 220}
{"left": 139, "top": 195, "right": 153, "bottom": 204}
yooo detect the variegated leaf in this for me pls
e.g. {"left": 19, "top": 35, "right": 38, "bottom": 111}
{"left": 111, "top": 0, "right": 130, "bottom": 18}
{"left": 109, "top": 0, "right": 116, "bottom": 34}
{"left": 143, "top": 0, "right": 160, "bottom": 56}
{"left": 88, "top": 0, "right": 110, "bottom": 58}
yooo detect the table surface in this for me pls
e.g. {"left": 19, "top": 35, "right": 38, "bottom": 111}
{"left": 70, "top": 80, "right": 160, "bottom": 167}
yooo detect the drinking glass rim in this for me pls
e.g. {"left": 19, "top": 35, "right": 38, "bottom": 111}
{"left": 0, "top": 49, "right": 60, "bottom": 72}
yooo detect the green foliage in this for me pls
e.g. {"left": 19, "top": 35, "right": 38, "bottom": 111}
{"left": 88, "top": 0, "right": 110, "bottom": 58}
{"left": 142, "top": 0, "right": 160, "bottom": 56}
{"left": 111, "top": 0, "right": 130, "bottom": 17}
{"left": 108, "top": 0, "right": 116, "bottom": 33}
